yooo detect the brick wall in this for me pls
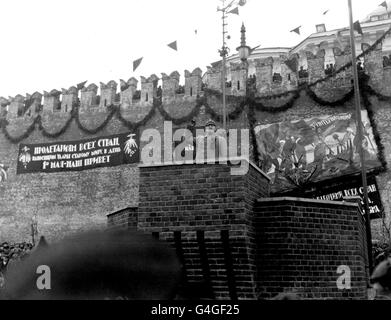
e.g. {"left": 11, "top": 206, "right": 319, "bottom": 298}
{"left": 0, "top": 114, "right": 140, "bottom": 243}
{"left": 255, "top": 197, "right": 369, "bottom": 300}
{"left": 1, "top": 49, "right": 391, "bottom": 246}
{"left": 138, "top": 160, "right": 270, "bottom": 299}
{"left": 107, "top": 206, "right": 138, "bottom": 229}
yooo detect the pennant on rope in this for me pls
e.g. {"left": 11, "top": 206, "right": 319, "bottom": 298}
{"left": 133, "top": 57, "right": 143, "bottom": 71}
{"left": 167, "top": 41, "right": 177, "bottom": 51}
{"left": 290, "top": 26, "right": 301, "bottom": 35}
{"left": 77, "top": 81, "right": 87, "bottom": 90}
{"left": 228, "top": 7, "right": 239, "bottom": 15}
{"left": 380, "top": 1, "right": 388, "bottom": 9}
{"left": 353, "top": 20, "right": 363, "bottom": 35}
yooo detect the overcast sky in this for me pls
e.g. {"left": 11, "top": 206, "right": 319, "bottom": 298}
{"left": 0, "top": 0, "right": 386, "bottom": 97}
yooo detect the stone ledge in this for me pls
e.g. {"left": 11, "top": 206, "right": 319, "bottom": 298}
{"left": 256, "top": 196, "right": 359, "bottom": 208}
{"left": 138, "top": 156, "right": 270, "bottom": 181}
{"left": 106, "top": 206, "right": 138, "bottom": 217}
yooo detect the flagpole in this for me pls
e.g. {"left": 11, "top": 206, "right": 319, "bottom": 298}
{"left": 221, "top": 1, "right": 228, "bottom": 131}
{"left": 348, "top": 0, "right": 373, "bottom": 273}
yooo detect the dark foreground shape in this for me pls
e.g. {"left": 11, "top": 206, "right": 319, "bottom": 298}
{"left": 370, "top": 257, "right": 391, "bottom": 300}
{"left": 371, "top": 257, "right": 391, "bottom": 289}
{"left": 1, "top": 229, "right": 182, "bottom": 300}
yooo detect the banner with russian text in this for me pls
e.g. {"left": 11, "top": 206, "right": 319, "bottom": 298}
{"left": 311, "top": 175, "right": 384, "bottom": 219}
{"left": 16, "top": 132, "right": 139, "bottom": 174}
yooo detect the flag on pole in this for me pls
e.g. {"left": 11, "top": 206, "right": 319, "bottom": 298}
{"left": 290, "top": 26, "right": 301, "bottom": 35}
{"left": 228, "top": 7, "right": 239, "bottom": 15}
{"left": 353, "top": 20, "right": 363, "bottom": 35}
{"left": 380, "top": 1, "right": 388, "bottom": 9}
{"left": 77, "top": 81, "right": 87, "bottom": 90}
{"left": 133, "top": 57, "right": 143, "bottom": 72}
{"left": 167, "top": 41, "right": 177, "bottom": 51}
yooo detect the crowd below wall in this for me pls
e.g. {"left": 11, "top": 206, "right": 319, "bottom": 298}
{"left": 0, "top": 242, "right": 33, "bottom": 276}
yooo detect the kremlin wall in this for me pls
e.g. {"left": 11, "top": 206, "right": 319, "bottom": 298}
{"left": 1, "top": 5, "right": 391, "bottom": 250}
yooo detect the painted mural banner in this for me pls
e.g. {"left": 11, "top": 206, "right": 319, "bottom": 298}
{"left": 17, "top": 132, "right": 139, "bottom": 174}
{"left": 255, "top": 111, "right": 382, "bottom": 193}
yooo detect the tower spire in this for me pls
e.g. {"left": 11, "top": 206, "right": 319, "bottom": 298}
{"left": 240, "top": 22, "right": 246, "bottom": 47}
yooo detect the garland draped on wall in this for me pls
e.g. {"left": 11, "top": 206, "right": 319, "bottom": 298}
{"left": 0, "top": 76, "right": 388, "bottom": 173}
{"left": 1, "top": 24, "right": 391, "bottom": 173}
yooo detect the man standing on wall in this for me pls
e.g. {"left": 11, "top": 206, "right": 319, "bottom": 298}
{"left": 196, "top": 119, "right": 227, "bottom": 162}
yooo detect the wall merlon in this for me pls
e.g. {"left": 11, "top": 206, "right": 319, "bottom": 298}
{"left": 82, "top": 83, "right": 98, "bottom": 92}
{"left": 120, "top": 77, "right": 139, "bottom": 109}
{"left": 141, "top": 74, "right": 158, "bottom": 104}
{"left": 61, "top": 87, "right": 78, "bottom": 113}
{"left": 161, "top": 71, "right": 180, "bottom": 100}
{"left": 306, "top": 49, "right": 325, "bottom": 81}
{"left": 99, "top": 80, "right": 118, "bottom": 109}
{"left": 43, "top": 89, "right": 61, "bottom": 113}
{"left": 7, "top": 95, "right": 25, "bottom": 119}
{"left": 365, "top": 42, "right": 384, "bottom": 86}
{"left": 230, "top": 62, "right": 247, "bottom": 96}
{"left": 80, "top": 83, "right": 98, "bottom": 112}
{"left": 205, "top": 66, "right": 222, "bottom": 91}
{"left": 23, "top": 92, "right": 43, "bottom": 117}
{"left": 128, "top": 77, "right": 138, "bottom": 87}
{"left": 61, "top": 86, "right": 78, "bottom": 96}
{"left": 184, "top": 67, "right": 202, "bottom": 98}
{"left": 0, "top": 97, "right": 9, "bottom": 107}
{"left": 255, "top": 57, "right": 274, "bottom": 94}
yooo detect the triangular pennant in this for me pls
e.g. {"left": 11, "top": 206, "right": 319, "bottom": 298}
{"left": 77, "top": 80, "right": 87, "bottom": 90}
{"left": 290, "top": 26, "right": 301, "bottom": 35}
{"left": 133, "top": 57, "right": 143, "bottom": 72}
{"left": 380, "top": 1, "right": 388, "bottom": 9}
{"left": 323, "top": 9, "right": 329, "bottom": 15}
{"left": 167, "top": 41, "right": 177, "bottom": 51}
{"left": 353, "top": 20, "right": 363, "bottom": 35}
{"left": 228, "top": 7, "right": 239, "bottom": 15}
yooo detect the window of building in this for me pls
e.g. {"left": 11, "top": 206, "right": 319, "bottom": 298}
{"left": 237, "top": 81, "right": 240, "bottom": 90}
{"left": 371, "top": 15, "right": 379, "bottom": 22}
{"left": 316, "top": 24, "right": 326, "bottom": 33}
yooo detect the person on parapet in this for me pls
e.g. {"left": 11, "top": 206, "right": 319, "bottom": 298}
{"left": 157, "top": 86, "right": 162, "bottom": 98}
{"left": 195, "top": 119, "right": 227, "bottom": 162}
{"left": 298, "top": 66, "right": 308, "bottom": 79}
